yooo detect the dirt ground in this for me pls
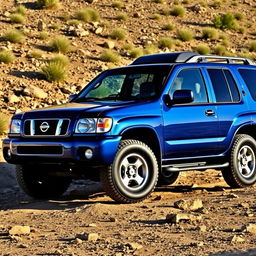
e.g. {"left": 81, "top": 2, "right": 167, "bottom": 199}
{"left": 0, "top": 139, "right": 256, "bottom": 256}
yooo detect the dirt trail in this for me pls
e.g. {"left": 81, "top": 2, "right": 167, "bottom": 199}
{"left": 0, "top": 138, "right": 256, "bottom": 256}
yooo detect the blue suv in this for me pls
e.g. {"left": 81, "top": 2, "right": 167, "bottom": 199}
{"left": 3, "top": 52, "right": 256, "bottom": 203}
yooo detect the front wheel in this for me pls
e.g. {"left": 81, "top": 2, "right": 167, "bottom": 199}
{"left": 100, "top": 140, "right": 158, "bottom": 203}
{"left": 158, "top": 170, "right": 179, "bottom": 186}
{"left": 222, "top": 134, "right": 256, "bottom": 188}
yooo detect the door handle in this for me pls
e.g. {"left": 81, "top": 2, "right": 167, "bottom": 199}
{"left": 205, "top": 109, "right": 215, "bottom": 116}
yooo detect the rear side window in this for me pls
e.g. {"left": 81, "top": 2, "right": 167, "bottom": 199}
{"left": 239, "top": 69, "right": 256, "bottom": 101}
{"left": 207, "top": 69, "right": 240, "bottom": 103}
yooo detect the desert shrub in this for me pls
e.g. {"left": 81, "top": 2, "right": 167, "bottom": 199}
{"left": 162, "top": 23, "right": 174, "bottom": 30}
{"left": 151, "top": 13, "right": 161, "bottom": 20}
{"left": 38, "top": 31, "right": 49, "bottom": 40}
{"left": 116, "top": 13, "right": 128, "bottom": 21}
{"left": 202, "top": 27, "right": 219, "bottom": 40}
{"left": 237, "top": 26, "right": 246, "bottom": 34}
{"left": 213, "top": 13, "right": 237, "bottom": 30}
{"left": 50, "top": 54, "right": 69, "bottom": 66}
{"left": 144, "top": 44, "right": 158, "bottom": 54}
{"left": 100, "top": 50, "right": 120, "bottom": 63}
{"left": 75, "top": 8, "right": 100, "bottom": 22}
{"left": 196, "top": 45, "right": 210, "bottom": 55}
{"left": 214, "top": 45, "right": 226, "bottom": 55}
{"left": 129, "top": 48, "right": 143, "bottom": 58}
{"left": 41, "top": 62, "right": 67, "bottom": 82}
{"left": 211, "top": 0, "right": 221, "bottom": 8}
{"left": 37, "top": 0, "right": 60, "bottom": 9}
{"left": 158, "top": 37, "right": 174, "bottom": 49}
{"left": 10, "top": 13, "right": 25, "bottom": 24}
{"left": 15, "top": 4, "right": 26, "bottom": 16}
{"left": 0, "top": 49, "right": 14, "bottom": 64}
{"left": 170, "top": 5, "right": 185, "bottom": 17}
{"left": 234, "top": 12, "right": 243, "bottom": 21}
{"left": 27, "top": 50, "right": 42, "bottom": 59}
{"left": 182, "top": 0, "right": 189, "bottom": 3}
{"left": 0, "top": 114, "right": 8, "bottom": 134}
{"left": 161, "top": 8, "right": 170, "bottom": 15}
{"left": 3, "top": 29, "right": 24, "bottom": 43}
{"left": 49, "top": 23, "right": 60, "bottom": 30}
{"left": 249, "top": 41, "right": 256, "bottom": 52}
{"left": 122, "top": 43, "right": 134, "bottom": 51}
{"left": 67, "top": 19, "right": 80, "bottom": 26}
{"left": 152, "top": 0, "right": 164, "bottom": 3}
{"left": 109, "top": 28, "right": 126, "bottom": 40}
{"left": 112, "top": 1, "right": 123, "bottom": 8}
{"left": 177, "top": 29, "right": 194, "bottom": 41}
{"left": 49, "top": 36, "right": 72, "bottom": 53}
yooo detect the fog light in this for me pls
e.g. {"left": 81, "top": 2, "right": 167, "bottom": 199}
{"left": 85, "top": 149, "right": 93, "bottom": 159}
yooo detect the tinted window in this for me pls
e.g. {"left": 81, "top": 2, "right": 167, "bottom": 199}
{"left": 223, "top": 70, "right": 240, "bottom": 102}
{"left": 239, "top": 69, "right": 256, "bottom": 101}
{"left": 170, "top": 69, "right": 208, "bottom": 103}
{"left": 208, "top": 69, "right": 232, "bottom": 102}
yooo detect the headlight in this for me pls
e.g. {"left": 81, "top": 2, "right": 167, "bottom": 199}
{"left": 9, "top": 119, "right": 21, "bottom": 134}
{"left": 75, "top": 118, "right": 112, "bottom": 134}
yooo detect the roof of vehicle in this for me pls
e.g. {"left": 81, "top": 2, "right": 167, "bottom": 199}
{"left": 131, "top": 52, "right": 255, "bottom": 66}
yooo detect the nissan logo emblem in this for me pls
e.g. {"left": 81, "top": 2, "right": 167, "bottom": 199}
{"left": 40, "top": 122, "right": 50, "bottom": 133}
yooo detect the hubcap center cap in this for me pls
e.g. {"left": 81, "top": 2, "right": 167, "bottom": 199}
{"left": 128, "top": 166, "right": 136, "bottom": 176}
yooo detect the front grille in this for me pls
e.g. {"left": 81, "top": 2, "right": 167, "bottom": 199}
{"left": 24, "top": 119, "right": 70, "bottom": 136}
{"left": 17, "top": 146, "right": 63, "bottom": 155}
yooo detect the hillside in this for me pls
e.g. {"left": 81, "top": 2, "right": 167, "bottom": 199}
{"left": 0, "top": 0, "right": 256, "bottom": 118}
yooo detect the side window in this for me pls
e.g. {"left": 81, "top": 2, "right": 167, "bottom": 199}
{"left": 207, "top": 69, "right": 232, "bottom": 102}
{"left": 170, "top": 69, "right": 208, "bottom": 103}
{"left": 223, "top": 70, "right": 240, "bottom": 102}
{"left": 239, "top": 69, "right": 256, "bottom": 101}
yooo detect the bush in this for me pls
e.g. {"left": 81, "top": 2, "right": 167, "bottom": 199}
{"left": 75, "top": 8, "right": 100, "bottom": 22}
{"left": 41, "top": 61, "right": 67, "bottom": 82}
{"left": 158, "top": 37, "right": 174, "bottom": 49}
{"left": 214, "top": 45, "right": 226, "bottom": 55}
{"left": 0, "top": 114, "right": 8, "bottom": 135}
{"left": 162, "top": 23, "right": 174, "bottom": 31}
{"left": 213, "top": 13, "right": 237, "bottom": 30}
{"left": 182, "top": 0, "right": 189, "bottom": 3}
{"left": 49, "top": 36, "right": 72, "bottom": 53}
{"left": 67, "top": 19, "right": 80, "bottom": 26}
{"left": 10, "top": 13, "right": 25, "bottom": 24}
{"left": 161, "top": 8, "right": 170, "bottom": 15}
{"left": 112, "top": 1, "right": 123, "bottom": 8}
{"left": 152, "top": 0, "right": 164, "bottom": 3}
{"left": 144, "top": 44, "right": 158, "bottom": 54}
{"left": 15, "top": 4, "right": 26, "bottom": 16}
{"left": 37, "top": 0, "right": 60, "bottom": 9}
{"left": 196, "top": 45, "right": 210, "bottom": 55}
{"left": 151, "top": 14, "right": 161, "bottom": 20}
{"left": 116, "top": 13, "right": 128, "bottom": 21}
{"left": 202, "top": 27, "right": 219, "bottom": 40}
{"left": 122, "top": 43, "right": 134, "bottom": 51}
{"left": 49, "top": 23, "right": 60, "bottom": 30}
{"left": 177, "top": 29, "right": 194, "bottom": 41}
{"left": 27, "top": 51, "right": 42, "bottom": 59}
{"left": 50, "top": 54, "right": 69, "bottom": 66}
{"left": 100, "top": 50, "right": 120, "bottom": 63}
{"left": 38, "top": 31, "right": 49, "bottom": 40}
{"left": 170, "top": 5, "right": 185, "bottom": 17}
{"left": 249, "top": 41, "right": 256, "bottom": 52}
{"left": 211, "top": 0, "right": 221, "bottom": 8}
{"left": 0, "top": 49, "right": 14, "bottom": 64}
{"left": 3, "top": 29, "right": 24, "bottom": 43}
{"left": 129, "top": 48, "right": 144, "bottom": 58}
{"left": 109, "top": 28, "right": 126, "bottom": 40}
{"left": 234, "top": 12, "right": 243, "bottom": 21}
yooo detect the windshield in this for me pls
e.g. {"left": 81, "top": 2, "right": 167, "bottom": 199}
{"left": 74, "top": 66, "right": 171, "bottom": 102}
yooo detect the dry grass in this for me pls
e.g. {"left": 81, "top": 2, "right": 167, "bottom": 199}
{"left": 75, "top": 8, "right": 100, "bottom": 22}
{"left": 3, "top": 29, "right": 24, "bottom": 43}
{"left": 10, "top": 13, "right": 25, "bottom": 24}
{"left": 49, "top": 36, "right": 72, "bottom": 53}
{"left": 37, "top": 0, "right": 60, "bottom": 9}
{"left": 177, "top": 29, "right": 194, "bottom": 41}
{"left": 0, "top": 49, "right": 15, "bottom": 64}
{"left": 109, "top": 28, "right": 126, "bottom": 40}
{"left": 100, "top": 50, "right": 120, "bottom": 63}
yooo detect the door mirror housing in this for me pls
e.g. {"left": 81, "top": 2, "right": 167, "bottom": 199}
{"left": 164, "top": 90, "right": 194, "bottom": 107}
{"left": 69, "top": 94, "right": 77, "bottom": 102}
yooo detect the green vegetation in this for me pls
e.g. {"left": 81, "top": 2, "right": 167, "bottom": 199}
{"left": 182, "top": 0, "right": 189, "bottom": 4}
{"left": 196, "top": 45, "right": 210, "bottom": 55}
{"left": 211, "top": 0, "right": 222, "bottom": 8}
{"left": 158, "top": 37, "right": 174, "bottom": 49}
{"left": 122, "top": 43, "right": 134, "bottom": 51}
{"left": 112, "top": 1, "right": 123, "bottom": 8}
{"left": 0, "top": 114, "right": 8, "bottom": 134}
{"left": 109, "top": 28, "right": 126, "bottom": 40}
{"left": 37, "top": 0, "right": 60, "bottom": 9}
{"left": 214, "top": 45, "right": 226, "bottom": 55}
{"left": 151, "top": 13, "right": 161, "bottom": 20}
{"left": 100, "top": 50, "right": 120, "bottom": 63}
{"left": 50, "top": 54, "right": 69, "bottom": 66}
{"left": 161, "top": 8, "right": 170, "bottom": 15}
{"left": 27, "top": 51, "right": 42, "bottom": 59}
{"left": 116, "top": 13, "right": 128, "bottom": 21}
{"left": 129, "top": 48, "right": 144, "bottom": 58}
{"left": 3, "top": 29, "right": 24, "bottom": 43}
{"left": 0, "top": 49, "right": 15, "bottom": 64}
{"left": 170, "top": 5, "right": 185, "bottom": 17}
{"left": 234, "top": 12, "right": 243, "bottom": 21}
{"left": 249, "top": 41, "right": 256, "bottom": 52}
{"left": 49, "top": 36, "right": 72, "bottom": 53}
{"left": 75, "top": 8, "right": 100, "bottom": 22}
{"left": 162, "top": 23, "right": 174, "bottom": 31}
{"left": 144, "top": 44, "right": 158, "bottom": 54}
{"left": 177, "top": 29, "right": 194, "bottom": 41}
{"left": 49, "top": 23, "right": 60, "bottom": 30}
{"left": 10, "top": 13, "right": 25, "bottom": 24}
{"left": 15, "top": 4, "right": 26, "bottom": 16}
{"left": 38, "top": 31, "right": 49, "bottom": 40}
{"left": 202, "top": 27, "right": 219, "bottom": 40}
{"left": 152, "top": 0, "right": 164, "bottom": 3}
{"left": 67, "top": 19, "right": 80, "bottom": 26}
{"left": 213, "top": 13, "right": 237, "bottom": 30}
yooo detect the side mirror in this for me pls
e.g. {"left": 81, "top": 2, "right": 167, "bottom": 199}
{"left": 69, "top": 94, "right": 77, "bottom": 102}
{"left": 172, "top": 90, "right": 194, "bottom": 104}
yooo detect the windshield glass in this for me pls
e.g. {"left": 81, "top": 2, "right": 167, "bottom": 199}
{"left": 74, "top": 66, "right": 171, "bottom": 102}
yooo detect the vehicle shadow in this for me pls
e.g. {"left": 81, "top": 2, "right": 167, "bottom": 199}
{"left": 209, "top": 249, "right": 256, "bottom": 256}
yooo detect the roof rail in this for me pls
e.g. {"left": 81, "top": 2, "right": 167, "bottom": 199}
{"left": 186, "top": 55, "right": 254, "bottom": 65}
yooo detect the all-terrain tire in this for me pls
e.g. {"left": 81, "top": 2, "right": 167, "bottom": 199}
{"left": 157, "top": 171, "right": 179, "bottom": 186}
{"left": 100, "top": 140, "right": 158, "bottom": 203}
{"left": 16, "top": 165, "right": 72, "bottom": 199}
{"left": 221, "top": 134, "right": 256, "bottom": 188}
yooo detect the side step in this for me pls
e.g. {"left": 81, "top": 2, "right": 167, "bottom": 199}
{"left": 162, "top": 162, "right": 229, "bottom": 172}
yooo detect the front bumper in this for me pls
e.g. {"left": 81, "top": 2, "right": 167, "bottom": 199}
{"left": 2, "top": 136, "right": 121, "bottom": 166}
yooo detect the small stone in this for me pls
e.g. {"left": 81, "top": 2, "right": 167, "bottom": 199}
{"left": 196, "top": 208, "right": 209, "bottom": 214}
{"left": 95, "top": 27, "right": 103, "bottom": 34}
{"left": 227, "top": 193, "right": 239, "bottom": 198}
{"left": 174, "top": 199, "right": 203, "bottom": 211}
{"left": 127, "top": 242, "right": 143, "bottom": 250}
{"left": 153, "top": 195, "right": 162, "bottom": 201}
{"left": 240, "top": 203, "right": 250, "bottom": 208}
{"left": 242, "top": 223, "right": 256, "bottom": 234}
{"left": 73, "top": 238, "right": 83, "bottom": 244}
{"left": 190, "top": 241, "right": 204, "bottom": 247}
{"left": 8, "top": 95, "right": 20, "bottom": 104}
{"left": 37, "top": 20, "right": 46, "bottom": 31}
{"left": 103, "top": 41, "right": 115, "bottom": 49}
{"left": 196, "top": 225, "right": 207, "bottom": 232}
{"left": 23, "top": 86, "right": 48, "bottom": 99}
{"left": 76, "top": 232, "right": 99, "bottom": 241}
{"left": 166, "top": 213, "right": 202, "bottom": 224}
{"left": 109, "top": 217, "right": 117, "bottom": 222}
{"left": 230, "top": 235, "right": 245, "bottom": 243}
{"left": 9, "top": 226, "right": 30, "bottom": 236}
{"left": 18, "top": 244, "right": 28, "bottom": 248}
{"left": 134, "top": 13, "right": 141, "bottom": 18}
{"left": 88, "top": 223, "right": 97, "bottom": 227}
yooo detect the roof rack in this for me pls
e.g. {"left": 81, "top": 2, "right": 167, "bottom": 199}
{"left": 130, "top": 52, "right": 254, "bottom": 65}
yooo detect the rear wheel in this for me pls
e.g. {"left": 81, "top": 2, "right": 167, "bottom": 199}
{"left": 158, "top": 170, "right": 179, "bottom": 186}
{"left": 100, "top": 140, "right": 158, "bottom": 203}
{"left": 16, "top": 165, "right": 72, "bottom": 199}
{"left": 222, "top": 134, "right": 256, "bottom": 188}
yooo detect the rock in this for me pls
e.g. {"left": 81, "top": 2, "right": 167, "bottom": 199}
{"left": 9, "top": 226, "right": 30, "bottom": 236}
{"left": 73, "top": 238, "right": 83, "bottom": 244}
{"left": 174, "top": 199, "right": 203, "bottom": 211}
{"left": 23, "top": 86, "right": 48, "bottom": 99}
{"left": 166, "top": 213, "right": 202, "bottom": 224}
{"left": 190, "top": 241, "right": 204, "bottom": 247}
{"left": 227, "top": 193, "right": 239, "bottom": 198}
{"left": 95, "top": 27, "right": 103, "bottom": 34}
{"left": 239, "top": 202, "right": 250, "bottom": 208}
{"left": 230, "top": 235, "right": 245, "bottom": 243}
{"left": 242, "top": 223, "right": 256, "bottom": 234}
{"left": 69, "top": 27, "right": 89, "bottom": 37}
{"left": 109, "top": 217, "right": 117, "bottom": 222}
{"left": 196, "top": 225, "right": 207, "bottom": 232}
{"left": 85, "top": 0, "right": 95, "bottom": 3}
{"left": 76, "top": 232, "right": 99, "bottom": 241}
{"left": 18, "top": 244, "right": 29, "bottom": 248}
{"left": 191, "top": 4, "right": 206, "bottom": 13}
{"left": 60, "top": 87, "right": 73, "bottom": 94}
{"left": 88, "top": 223, "right": 97, "bottom": 227}
{"left": 37, "top": 20, "right": 46, "bottom": 31}
{"left": 3, "top": 11, "right": 11, "bottom": 17}
{"left": 126, "top": 242, "right": 143, "bottom": 250}
{"left": 134, "top": 13, "right": 141, "bottom": 18}
{"left": 153, "top": 195, "right": 162, "bottom": 201}
{"left": 103, "top": 41, "right": 115, "bottom": 49}
{"left": 196, "top": 208, "right": 209, "bottom": 214}
{"left": 8, "top": 95, "right": 20, "bottom": 104}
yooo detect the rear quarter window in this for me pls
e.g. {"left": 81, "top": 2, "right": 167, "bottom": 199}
{"left": 239, "top": 69, "right": 256, "bottom": 101}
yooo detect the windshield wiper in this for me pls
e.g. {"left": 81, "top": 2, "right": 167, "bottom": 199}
{"left": 75, "top": 97, "right": 100, "bottom": 102}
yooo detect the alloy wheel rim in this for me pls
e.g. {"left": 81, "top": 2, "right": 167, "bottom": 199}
{"left": 237, "top": 145, "right": 255, "bottom": 178}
